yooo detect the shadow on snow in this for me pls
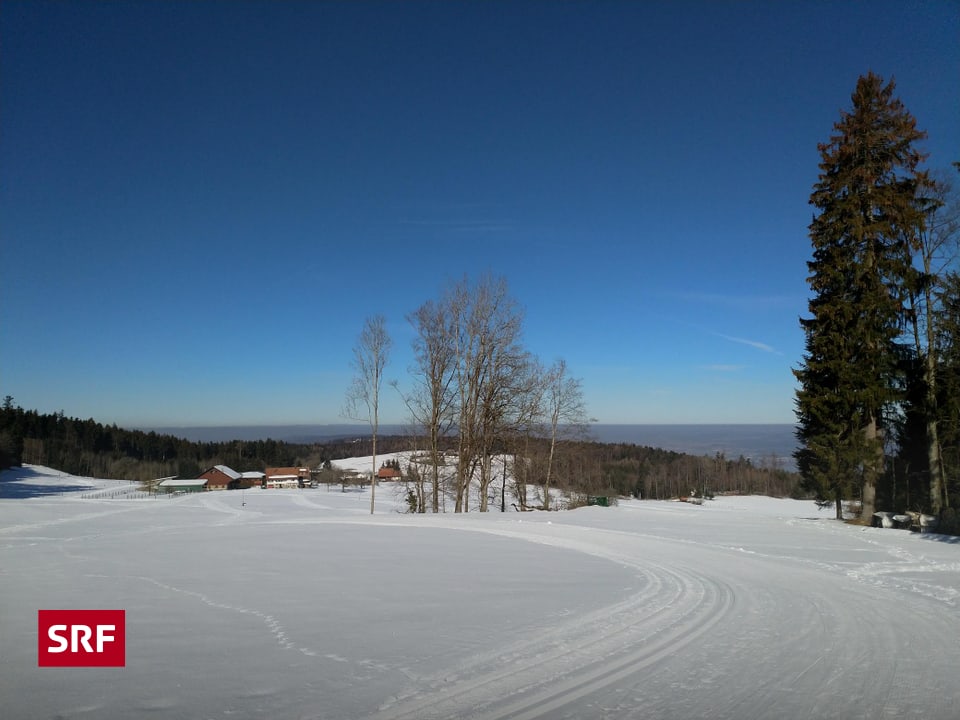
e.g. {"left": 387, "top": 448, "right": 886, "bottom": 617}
{"left": 0, "top": 466, "right": 94, "bottom": 499}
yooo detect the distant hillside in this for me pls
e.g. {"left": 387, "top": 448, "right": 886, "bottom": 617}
{"left": 1, "top": 403, "right": 800, "bottom": 499}
{"left": 146, "top": 423, "right": 799, "bottom": 471}
{"left": 0, "top": 404, "right": 413, "bottom": 482}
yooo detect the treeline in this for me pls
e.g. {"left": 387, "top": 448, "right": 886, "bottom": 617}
{"left": 0, "top": 398, "right": 423, "bottom": 482}
{"left": 0, "top": 400, "right": 798, "bottom": 499}
{"left": 515, "top": 439, "right": 799, "bottom": 502}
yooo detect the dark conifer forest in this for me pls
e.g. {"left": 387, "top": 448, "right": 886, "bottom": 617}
{"left": 0, "top": 398, "right": 799, "bottom": 501}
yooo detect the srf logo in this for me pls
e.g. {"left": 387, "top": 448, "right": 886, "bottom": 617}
{"left": 38, "top": 610, "right": 125, "bottom": 667}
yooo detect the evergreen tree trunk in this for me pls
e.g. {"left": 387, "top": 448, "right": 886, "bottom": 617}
{"left": 927, "top": 414, "right": 943, "bottom": 513}
{"left": 862, "top": 417, "right": 881, "bottom": 519}
{"left": 924, "top": 263, "right": 946, "bottom": 515}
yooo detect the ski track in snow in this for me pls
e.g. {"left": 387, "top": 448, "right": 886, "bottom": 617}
{"left": 366, "top": 543, "right": 733, "bottom": 720}
{"left": 3, "top": 472, "right": 960, "bottom": 720}
{"left": 282, "top": 518, "right": 739, "bottom": 720}
{"left": 281, "top": 515, "right": 960, "bottom": 720}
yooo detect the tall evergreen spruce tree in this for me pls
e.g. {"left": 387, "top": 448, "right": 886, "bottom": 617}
{"left": 795, "top": 72, "right": 928, "bottom": 520}
{"left": 934, "top": 272, "right": 960, "bottom": 512}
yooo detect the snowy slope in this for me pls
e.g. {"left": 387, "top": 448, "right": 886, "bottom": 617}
{"left": 1, "top": 465, "right": 959, "bottom": 719}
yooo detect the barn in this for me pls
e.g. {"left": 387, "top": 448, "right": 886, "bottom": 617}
{"left": 198, "top": 465, "right": 242, "bottom": 491}
{"left": 157, "top": 478, "right": 208, "bottom": 493}
{"left": 240, "top": 471, "right": 266, "bottom": 489}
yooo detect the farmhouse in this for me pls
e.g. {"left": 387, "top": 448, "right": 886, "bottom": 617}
{"left": 377, "top": 465, "right": 402, "bottom": 481}
{"left": 198, "top": 465, "right": 242, "bottom": 491}
{"left": 265, "top": 466, "right": 310, "bottom": 489}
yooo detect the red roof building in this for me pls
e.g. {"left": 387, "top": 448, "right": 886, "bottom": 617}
{"left": 377, "top": 466, "right": 402, "bottom": 481}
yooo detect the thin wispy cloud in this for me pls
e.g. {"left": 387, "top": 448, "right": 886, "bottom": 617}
{"left": 714, "top": 333, "right": 781, "bottom": 354}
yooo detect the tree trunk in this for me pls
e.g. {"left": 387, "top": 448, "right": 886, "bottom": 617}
{"left": 501, "top": 460, "right": 507, "bottom": 512}
{"left": 543, "top": 433, "right": 556, "bottom": 511}
{"left": 927, "top": 413, "right": 944, "bottom": 514}
{"left": 479, "top": 453, "right": 490, "bottom": 512}
{"left": 370, "top": 432, "right": 377, "bottom": 515}
{"left": 455, "top": 429, "right": 471, "bottom": 513}
{"left": 923, "top": 279, "right": 946, "bottom": 515}
{"left": 431, "top": 445, "right": 440, "bottom": 514}
{"left": 862, "top": 416, "right": 881, "bottom": 519}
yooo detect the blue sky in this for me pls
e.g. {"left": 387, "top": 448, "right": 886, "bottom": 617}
{"left": 1, "top": 1, "right": 958, "bottom": 429}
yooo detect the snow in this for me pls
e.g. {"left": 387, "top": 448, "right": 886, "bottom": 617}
{"left": 213, "top": 465, "right": 242, "bottom": 480}
{"left": 2, "top": 464, "right": 960, "bottom": 719}
{"left": 333, "top": 452, "right": 552, "bottom": 511}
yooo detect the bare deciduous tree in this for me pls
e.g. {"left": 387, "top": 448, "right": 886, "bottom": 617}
{"left": 397, "top": 299, "right": 457, "bottom": 513}
{"left": 343, "top": 315, "right": 391, "bottom": 514}
{"left": 539, "top": 358, "right": 588, "bottom": 510}
{"left": 448, "top": 274, "right": 528, "bottom": 512}
{"left": 362, "top": 276, "right": 588, "bottom": 514}
{"left": 475, "top": 340, "right": 535, "bottom": 511}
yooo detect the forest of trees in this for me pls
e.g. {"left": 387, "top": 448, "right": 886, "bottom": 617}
{"left": 0, "top": 397, "right": 798, "bottom": 502}
{"left": 513, "top": 439, "right": 798, "bottom": 502}
{"left": 0, "top": 396, "right": 382, "bottom": 482}
{"left": 795, "top": 72, "right": 960, "bottom": 532}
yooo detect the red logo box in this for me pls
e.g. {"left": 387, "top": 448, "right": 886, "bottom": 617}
{"left": 38, "top": 610, "right": 126, "bottom": 667}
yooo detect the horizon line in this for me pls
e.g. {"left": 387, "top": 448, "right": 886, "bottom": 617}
{"left": 142, "top": 421, "right": 798, "bottom": 429}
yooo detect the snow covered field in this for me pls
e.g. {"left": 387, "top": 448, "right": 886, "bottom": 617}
{"left": 2, "top": 465, "right": 959, "bottom": 720}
